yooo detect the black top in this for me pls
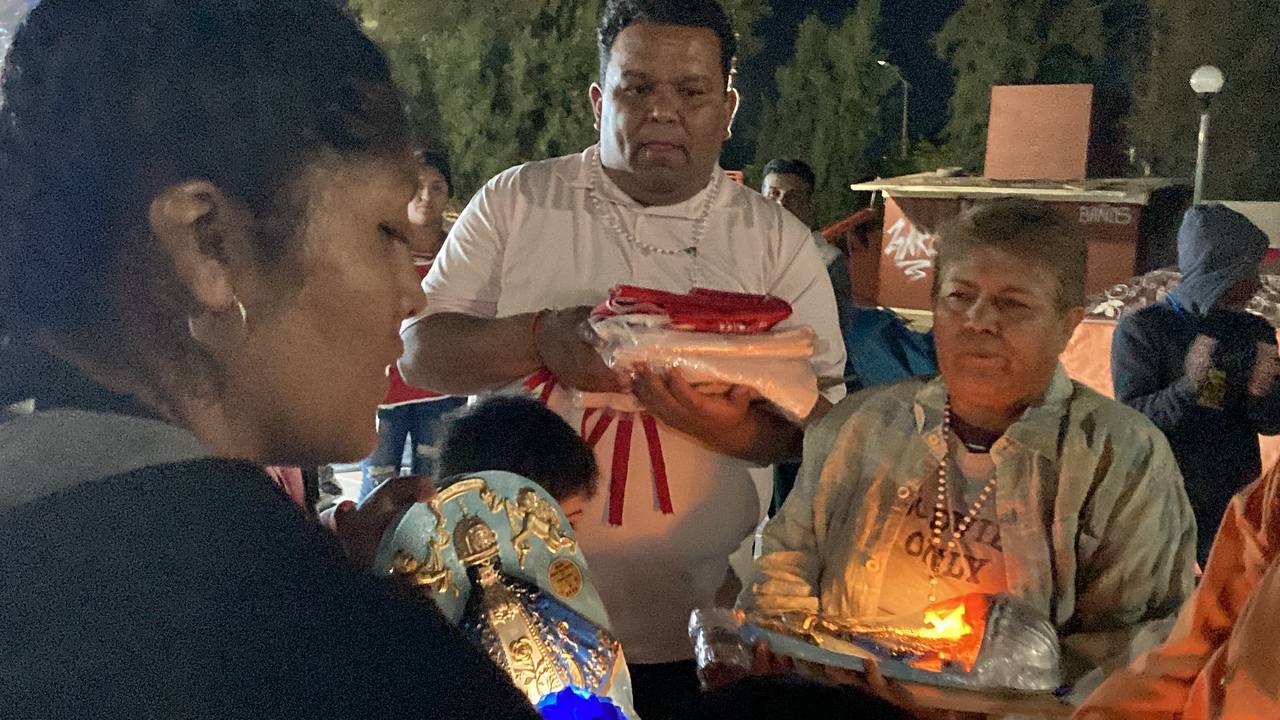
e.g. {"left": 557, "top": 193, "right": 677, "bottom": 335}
{"left": 0, "top": 457, "right": 540, "bottom": 720}
{"left": 1112, "top": 302, "right": 1280, "bottom": 560}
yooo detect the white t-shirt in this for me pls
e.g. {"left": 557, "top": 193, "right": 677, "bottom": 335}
{"left": 418, "top": 147, "right": 846, "bottom": 662}
{"left": 876, "top": 437, "right": 1008, "bottom": 618}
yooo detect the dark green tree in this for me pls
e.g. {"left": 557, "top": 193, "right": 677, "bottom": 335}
{"left": 933, "top": 0, "right": 1107, "bottom": 171}
{"left": 750, "top": 1, "right": 887, "bottom": 227}
{"left": 1130, "top": 0, "right": 1280, "bottom": 200}
{"left": 349, "top": 0, "right": 770, "bottom": 199}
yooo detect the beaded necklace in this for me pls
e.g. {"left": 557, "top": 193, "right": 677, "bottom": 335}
{"left": 586, "top": 147, "right": 721, "bottom": 287}
{"left": 927, "top": 403, "right": 999, "bottom": 604}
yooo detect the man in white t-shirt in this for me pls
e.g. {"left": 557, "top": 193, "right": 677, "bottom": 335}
{"left": 399, "top": 1, "right": 845, "bottom": 715}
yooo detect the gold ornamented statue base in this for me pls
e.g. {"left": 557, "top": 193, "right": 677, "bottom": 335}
{"left": 375, "top": 471, "right": 637, "bottom": 718}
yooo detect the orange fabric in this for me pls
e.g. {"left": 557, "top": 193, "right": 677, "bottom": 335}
{"left": 1075, "top": 462, "right": 1280, "bottom": 719}
{"left": 1061, "top": 320, "right": 1117, "bottom": 398}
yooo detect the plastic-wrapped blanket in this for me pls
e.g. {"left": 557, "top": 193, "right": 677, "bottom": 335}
{"left": 546, "top": 286, "right": 822, "bottom": 527}
{"left": 594, "top": 285, "right": 793, "bottom": 333}
{"left": 584, "top": 285, "right": 820, "bottom": 421}
{"left": 590, "top": 314, "right": 820, "bottom": 422}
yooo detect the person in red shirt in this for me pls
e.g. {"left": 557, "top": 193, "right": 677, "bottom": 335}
{"left": 359, "top": 150, "right": 466, "bottom": 500}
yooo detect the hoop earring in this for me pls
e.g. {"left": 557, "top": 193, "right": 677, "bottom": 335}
{"left": 187, "top": 297, "right": 248, "bottom": 346}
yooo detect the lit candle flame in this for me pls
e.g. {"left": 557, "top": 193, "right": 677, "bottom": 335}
{"left": 919, "top": 605, "right": 974, "bottom": 640}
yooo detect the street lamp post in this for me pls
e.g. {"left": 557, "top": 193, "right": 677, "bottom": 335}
{"left": 1189, "top": 65, "right": 1225, "bottom": 205}
{"left": 878, "top": 60, "right": 910, "bottom": 160}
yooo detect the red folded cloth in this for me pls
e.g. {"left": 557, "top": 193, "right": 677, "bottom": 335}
{"left": 591, "top": 285, "right": 792, "bottom": 334}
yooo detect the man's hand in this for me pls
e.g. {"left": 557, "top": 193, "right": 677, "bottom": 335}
{"left": 1248, "top": 342, "right": 1280, "bottom": 398}
{"left": 631, "top": 365, "right": 803, "bottom": 465}
{"left": 748, "top": 642, "right": 927, "bottom": 715}
{"left": 534, "top": 306, "right": 628, "bottom": 393}
{"left": 827, "top": 657, "right": 921, "bottom": 713}
{"left": 1184, "top": 334, "right": 1218, "bottom": 389}
{"left": 632, "top": 365, "right": 758, "bottom": 437}
{"left": 749, "top": 640, "right": 796, "bottom": 677}
{"left": 319, "top": 475, "right": 436, "bottom": 571}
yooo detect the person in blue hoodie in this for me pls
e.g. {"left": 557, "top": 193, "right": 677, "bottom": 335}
{"left": 1112, "top": 204, "right": 1280, "bottom": 562}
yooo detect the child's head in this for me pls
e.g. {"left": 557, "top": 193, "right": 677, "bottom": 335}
{"left": 436, "top": 395, "right": 598, "bottom": 528}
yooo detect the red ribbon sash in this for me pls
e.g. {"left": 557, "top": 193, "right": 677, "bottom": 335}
{"left": 521, "top": 368, "right": 558, "bottom": 403}
{"left": 525, "top": 372, "right": 673, "bottom": 527}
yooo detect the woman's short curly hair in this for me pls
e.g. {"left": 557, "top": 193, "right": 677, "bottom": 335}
{"left": 931, "top": 198, "right": 1089, "bottom": 311}
{"left": 0, "top": 0, "right": 410, "bottom": 345}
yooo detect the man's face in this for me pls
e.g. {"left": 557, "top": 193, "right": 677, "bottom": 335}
{"left": 761, "top": 172, "right": 815, "bottom": 228}
{"left": 1218, "top": 269, "right": 1261, "bottom": 310}
{"left": 590, "top": 23, "right": 737, "bottom": 205}
{"left": 932, "top": 246, "right": 1083, "bottom": 417}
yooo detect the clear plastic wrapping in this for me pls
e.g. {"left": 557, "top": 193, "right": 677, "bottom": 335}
{"left": 695, "top": 594, "right": 1062, "bottom": 695}
{"left": 590, "top": 315, "right": 820, "bottom": 422}
{"left": 961, "top": 594, "right": 1060, "bottom": 692}
{"left": 688, "top": 607, "right": 753, "bottom": 690}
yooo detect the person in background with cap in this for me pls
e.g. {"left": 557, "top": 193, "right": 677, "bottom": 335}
{"left": 760, "top": 159, "right": 854, "bottom": 330}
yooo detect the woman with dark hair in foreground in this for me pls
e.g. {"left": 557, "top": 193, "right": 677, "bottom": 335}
{"left": 0, "top": 1, "right": 536, "bottom": 718}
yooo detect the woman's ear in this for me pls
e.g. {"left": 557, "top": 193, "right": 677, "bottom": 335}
{"left": 149, "top": 180, "right": 260, "bottom": 352}
{"left": 147, "top": 180, "right": 242, "bottom": 314}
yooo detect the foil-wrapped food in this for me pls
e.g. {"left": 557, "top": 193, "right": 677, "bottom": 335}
{"left": 693, "top": 593, "right": 1061, "bottom": 695}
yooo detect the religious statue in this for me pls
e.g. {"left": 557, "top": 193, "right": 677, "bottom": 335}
{"left": 373, "top": 471, "right": 636, "bottom": 718}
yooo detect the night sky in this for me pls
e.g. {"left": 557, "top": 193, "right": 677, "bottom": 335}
{"left": 1, "top": 0, "right": 967, "bottom": 167}
{"left": 728, "top": 0, "right": 964, "bottom": 168}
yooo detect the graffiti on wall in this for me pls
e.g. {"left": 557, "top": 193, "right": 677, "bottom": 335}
{"left": 1077, "top": 205, "right": 1135, "bottom": 225}
{"left": 883, "top": 216, "right": 936, "bottom": 282}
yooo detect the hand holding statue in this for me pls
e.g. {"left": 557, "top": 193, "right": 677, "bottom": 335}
{"left": 320, "top": 474, "right": 437, "bottom": 571}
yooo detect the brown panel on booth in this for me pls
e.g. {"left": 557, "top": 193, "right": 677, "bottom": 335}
{"left": 848, "top": 235, "right": 881, "bottom": 307}
{"left": 1060, "top": 201, "right": 1142, "bottom": 293}
{"left": 875, "top": 195, "right": 1145, "bottom": 311}
{"left": 985, "top": 84, "right": 1094, "bottom": 181}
